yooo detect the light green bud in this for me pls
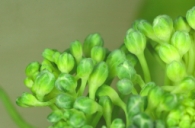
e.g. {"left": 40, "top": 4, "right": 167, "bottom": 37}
{"left": 53, "top": 51, "right": 61, "bottom": 64}
{"left": 110, "top": 118, "right": 125, "bottom": 128}
{"left": 76, "top": 58, "right": 94, "bottom": 79}
{"left": 166, "top": 109, "right": 182, "bottom": 127}
{"left": 106, "top": 49, "right": 126, "bottom": 81}
{"left": 124, "top": 28, "right": 146, "bottom": 55}
{"left": 55, "top": 93, "right": 75, "bottom": 109}
{"left": 126, "top": 53, "right": 138, "bottom": 67}
{"left": 81, "top": 125, "right": 93, "bottom": 128}
{"left": 153, "top": 15, "right": 173, "bottom": 42}
{"left": 172, "top": 76, "right": 195, "bottom": 94}
{"left": 91, "top": 46, "right": 106, "bottom": 63}
{"left": 116, "top": 78, "right": 134, "bottom": 95}
{"left": 16, "top": 93, "right": 51, "bottom": 107}
{"left": 47, "top": 110, "right": 63, "bottom": 123}
{"left": 158, "top": 43, "right": 181, "bottom": 64}
{"left": 74, "top": 96, "right": 102, "bottom": 115}
{"left": 140, "top": 82, "right": 156, "bottom": 96}
{"left": 42, "top": 48, "right": 57, "bottom": 62}
{"left": 70, "top": 40, "right": 83, "bottom": 63}
{"left": 171, "top": 31, "right": 191, "bottom": 56}
{"left": 57, "top": 52, "right": 75, "bottom": 73}
{"left": 88, "top": 62, "right": 108, "bottom": 99}
{"left": 116, "top": 60, "right": 136, "bottom": 80}
{"left": 25, "top": 61, "right": 40, "bottom": 80}
{"left": 69, "top": 109, "right": 86, "bottom": 128}
{"left": 32, "top": 70, "right": 56, "bottom": 101}
{"left": 132, "top": 112, "right": 154, "bottom": 128}
{"left": 186, "top": 6, "right": 195, "bottom": 30}
{"left": 174, "top": 16, "right": 191, "bottom": 32}
{"left": 55, "top": 73, "right": 77, "bottom": 93}
{"left": 83, "top": 33, "right": 104, "bottom": 57}
{"left": 24, "top": 77, "right": 33, "bottom": 89}
{"left": 179, "top": 114, "right": 191, "bottom": 128}
{"left": 166, "top": 61, "right": 186, "bottom": 82}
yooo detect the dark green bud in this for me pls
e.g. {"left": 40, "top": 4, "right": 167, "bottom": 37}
{"left": 88, "top": 62, "right": 108, "bottom": 99}
{"left": 166, "top": 61, "right": 186, "bottom": 82}
{"left": 132, "top": 113, "right": 154, "bottom": 128}
{"left": 171, "top": 31, "right": 191, "bottom": 56}
{"left": 74, "top": 96, "right": 102, "bottom": 115}
{"left": 106, "top": 49, "right": 126, "bottom": 80}
{"left": 70, "top": 40, "right": 83, "bottom": 63}
{"left": 83, "top": 33, "right": 104, "bottom": 57}
{"left": 174, "top": 16, "right": 191, "bottom": 32}
{"left": 76, "top": 58, "right": 94, "bottom": 79}
{"left": 117, "top": 60, "right": 136, "bottom": 80}
{"left": 16, "top": 93, "right": 52, "bottom": 107}
{"left": 69, "top": 109, "right": 86, "bottom": 128}
{"left": 32, "top": 70, "right": 56, "bottom": 101}
{"left": 47, "top": 110, "right": 63, "bottom": 123}
{"left": 158, "top": 43, "right": 180, "bottom": 64}
{"left": 186, "top": 6, "right": 195, "bottom": 29}
{"left": 124, "top": 28, "right": 146, "bottom": 55}
{"left": 57, "top": 52, "right": 75, "bottom": 73}
{"left": 55, "top": 73, "right": 77, "bottom": 93}
{"left": 25, "top": 61, "right": 40, "bottom": 80}
{"left": 110, "top": 118, "right": 125, "bottom": 128}
{"left": 42, "top": 48, "right": 57, "bottom": 62}
{"left": 116, "top": 78, "right": 134, "bottom": 95}
{"left": 55, "top": 93, "right": 75, "bottom": 109}
{"left": 153, "top": 15, "right": 173, "bottom": 42}
{"left": 91, "top": 46, "right": 106, "bottom": 63}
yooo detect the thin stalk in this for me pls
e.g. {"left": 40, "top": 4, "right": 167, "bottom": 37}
{"left": 0, "top": 87, "right": 35, "bottom": 128}
{"left": 137, "top": 53, "right": 151, "bottom": 83}
{"left": 187, "top": 45, "right": 195, "bottom": 74}
{"left": 77, "top": 78, "right": 88, "bottom": 96}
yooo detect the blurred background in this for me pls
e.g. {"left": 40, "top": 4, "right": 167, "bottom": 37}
{"left": 0, "top": 0, "right": 195, "bottom": 127}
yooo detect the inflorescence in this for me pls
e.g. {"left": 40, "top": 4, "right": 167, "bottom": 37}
{"left": 16, "top": 6, "right": 195, "bottom": 128}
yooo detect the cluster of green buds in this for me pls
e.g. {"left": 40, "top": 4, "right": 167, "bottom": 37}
{"left": 16, "top": 6, "right": 195, "bottom": 128}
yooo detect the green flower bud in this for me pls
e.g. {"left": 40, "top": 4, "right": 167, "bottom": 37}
{"left": 182, "top": 98, "right": 195, "bottom": 107}
{"left": 126, "top": 95, "right": 145, "bottom": 118}
{"left": 25, "top": 61, "right": 40, "bottom": 80}
{"left": 32, "top": 70, "right": 56, "bottom": 101}
{"left": 116, "top": 78, "right": 134, "bottom": 95}
{"left": 124, "top": 28, "right": 146, "bottom": 55}
{"left": 174, "top": 16, "right": 191, "bottom": 32}
{"left": 24, "top": 77, "right": 33, "bottom": 89}
{"left": 132, "top": 112, "right": 154, "bottom": 128}
{"left": 81, "top": 125, "right": 93, "bottom": 128}
{"left": 74, "top": 96, "right": 102, "bottom": 115}
{"left": 179, "top": 114, "right": 191, "bottom": 128}
{"left": 42, "top": 48, "right": 57, "bottom": 62}
{"left": 166, "top": 109, "right": 182, "bottom": 127}
{"left": 70, "top": 40, "right": 83, "bottom": 63}
{"left": 116, "top": 60, "right": 136, "bottom": 80}
{"left": 140, "top": 82, "right": 156, "bottom": 96}
{"left": 171, "top": 31, "right": 191, "bottom": 56}
{"left": 41, "top": 59, "right": 59, "bottom": 77}
{"left": 126, "top": 53, "right": 138, "bottom": 67}
{"left": 55, "top": 73, "right": 77, "bottom": 93}
{"left": 99, "top": 96, "right": 113, "bottom": 127}
{"left": 186, "top": 6, "right": 195, "bottom": 30}
{"left": 76, "top": 58, "right": 94, "bottom": 79}
{"left": 57, "top": 52, "right": 75, "bottom": 73}
{"left": 153, "top": 15, "right": 173, "bottom": 42}
{"left": 53, "top": 51, "right": 61, "bottom": 64}
{"left": 91, "top": 46, "right": 106, "bottom": 63}
{"left": 106, "top": 49, "right": 126, "bottom": 81}
{"left": 16, "top": 93, "right": 52, "bottom": 107}
{"left": 88, "top": 62, "right": 108, "bottom": 99}
{"left": 110, "top": 118, "right": 125, "bottom": 128}
{"left": 158, "top": 43, "right": 181, "bottom": 64}
{"left": 47, "top": 110, "right": 63, "bottom": 123}
{"left": 166, "top": 61, "right": 186, "bottom": 82}
{"left": 51, "top": 121, "right": 69, "bottom": 128}
{"left": 172, "top": 76, "right": 195, "bottom": 94}
{"left": 69, "top": 109, "right": 86, "bottom": 128}
{"left": 55, "top": 93, "right": 75, "bottom": 109}
{"left": 83, "top": 33, "right": 104, "bottom": 57}
{"left": 185, "top": 107, "right": 195, "bottom": 116}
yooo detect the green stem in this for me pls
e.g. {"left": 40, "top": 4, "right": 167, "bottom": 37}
{"left": 137, "top": 53, "right": 151, "bottom": 83}
{"left": 77, "top": 78, "right": 88, "bottom": 96}
{"left": 0, "top": 87, "right": 35, "bottom": 128}
{"left": 187, "top": 44, "right": 195, "bottom": 74}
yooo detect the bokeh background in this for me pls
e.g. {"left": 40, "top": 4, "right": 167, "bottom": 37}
{"left": 0, "top": 0, "right": 195, "bottom": 127}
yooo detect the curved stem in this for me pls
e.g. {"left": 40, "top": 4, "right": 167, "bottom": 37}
{"left": 137, "top": 53, "right": 151, "bottom": 83}
{"left": 0, "top": 87, "right": 35, "bottom": 128}
{"left": 77, "top": 78, "right": 88, "bottom": 96}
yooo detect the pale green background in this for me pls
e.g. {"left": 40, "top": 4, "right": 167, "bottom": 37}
{"left": 0, "top": 1, "right": 142, "bottom": 127}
